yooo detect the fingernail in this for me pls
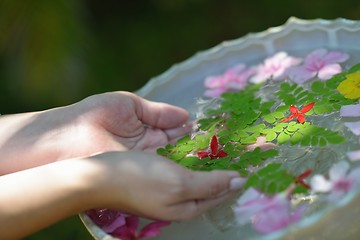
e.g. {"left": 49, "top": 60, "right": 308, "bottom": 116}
{"left": 229, "top": 177, "right": 247, "bottom": 191}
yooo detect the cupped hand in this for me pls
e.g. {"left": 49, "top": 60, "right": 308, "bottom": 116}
{"left": 70, "top": 91, "right": 190, "bottom": 153}
{"left": 0, "top": 91, "right": 190, "bottom": 174}
{"left": 84, "top": 151, "right": 246, "bottom": 221}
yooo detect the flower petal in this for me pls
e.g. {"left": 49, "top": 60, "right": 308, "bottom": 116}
{"left": 322, "top": 51, "right": 349, "bottom": 64}
{"left": 317, "top": 63, "right": 342, "bottom": 80}
{"left": 340, "top": 103, "right": 360, "bottom": 117}
{"left": 197, "top": 151, "right": 210, "bottom": 159}
{"left": 210, "top": 135, "right": 219, "bottom": 154}
{"left": 286, "top": 66, "right": 317, "bottom": 84}
{"left": 310, "top": 175, "right": 332, "bottom": 192}
{"left": 246, "top": 136, "right": 276, "bottom": 151}
{"left": 204, "top": 87, "right": 228, "bottom": 98}
{"left": 304, "top": 48, "right": 327, "bottom": 65}
{"left": 297, "top": 113, "right": 306, "bottom": 123}
{"left": 344, "top": 121, "right": 360, "bottom": 135}
{"left": 329, "top": 161, "right": 350, "bottom": 181}
{"left": 139, "top": 221, "right": 171, "bottom": 238}
{"left": 300, "top": 102, "right": 315, "bottom": 113}
{"left": 102, "top": 215, "right": 127, "bottom": 233}
{"left": 348, "top": 167, "right": 360, "bottom": 184}
{"left": 236, "top": 187, "right": 262, "bottom": 205}
{"left": 280, "top": 113, "right": 297, "bottom": 122}
{"left": 346, "top": 150, "right": 360, "bottom": 162}
{"left": 216, "top": 150, "right": 228, "bottom": 158}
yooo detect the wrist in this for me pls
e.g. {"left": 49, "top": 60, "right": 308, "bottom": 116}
{"left": 0, "top": 106, "right": 82, "bottom": 174}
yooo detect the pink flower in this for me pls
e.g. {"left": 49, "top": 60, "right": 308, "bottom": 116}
{"left": 234, "top": 188, "right": 304, "bottom": 233}
{"left": 340, "top": 101, "right": 360, "bottom": 117}
{"left": 286, "top": 49, "right": 349, "bottom": 84}
{"left": 346, "top": 150, "right": 360, "bottom": 162}
{"left": 246, "top": 135, "right": 276, "bottom": 151}
{"left": 86, "top": 209, "right": 171, "bottom": 239}
{"left": 86, "top": 209, "right": 126, "bottom": 233}
{"left": 112, "top": 216, "right": 171, "bottom": 240}
{"left": 250, "top": 52, "right": 301, "bottom": 83}
{"left": 344, "top": 121, "right": 360, "bottom": 135}
{"left": 310, "top": 161, "right": 360, "bottom": 199}
{"left": 204, "top": 64, "right": 254, "bottom": 98}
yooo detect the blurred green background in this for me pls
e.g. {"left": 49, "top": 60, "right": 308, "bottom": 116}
{"left": 0, "top": 0, "right": 359, "bottom": 239}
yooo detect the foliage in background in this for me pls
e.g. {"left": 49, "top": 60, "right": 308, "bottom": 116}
{"left": 1, "top": 0, "right": 360, "bottom": 112}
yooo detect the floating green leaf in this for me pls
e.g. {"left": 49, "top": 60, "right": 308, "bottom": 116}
{"left": 244, "top": 163, "right": 295, "bottom": 194}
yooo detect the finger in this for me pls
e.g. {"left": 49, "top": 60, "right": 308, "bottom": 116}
{"left": 126, "top": 92, "right": 189, "bottom": 129}
{"left": 167, "top": 191, "right": 238, "bottom": 221}
{"left": 182, "top": 170, "right": 245, "bottom": 200}
{"left": 165, "top": 122, "right": 193, "bottom": 144}
{"left": 180, "top": 170, "right": 246, "bottom": 201}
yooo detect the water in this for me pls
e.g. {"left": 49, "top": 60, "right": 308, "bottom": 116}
{"left": 156, "top": 72, "right": 360, "bottom": 240}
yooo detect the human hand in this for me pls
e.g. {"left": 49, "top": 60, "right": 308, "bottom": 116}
{"left": 0, "top": 150, "right": 245, "bottom": 239}
{"left": 0, "top": 92, "right": 190, "bottom": 174}
{"left": 84, "top": 151, "right": 246, "bottom": 221}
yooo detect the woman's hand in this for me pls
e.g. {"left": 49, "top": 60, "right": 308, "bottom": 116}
{"left": 0, "top": 151, "right": 245, "bottom": 239}
{"left": 0, "top": 92, "right": 190, "bottom": 174}
{"left": 86, "top": 151, "right": 245, "bottom": 221}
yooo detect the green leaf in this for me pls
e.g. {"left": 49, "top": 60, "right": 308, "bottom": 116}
{"left": 272, "top": 111, "right": 285, "bottom": 119}
{"left": 157, "top": 148, "right": 168, "bottom": 156}
{"left": 244, "top": 163, "right": 295, "bottom": 194}
{"left": 311, "top": 81, "right": 325, "bottom": 92}
{"left": 326, "top": 135, "right": 346, "bottom": 144}
{"left": 319, "top": 137, "right": 327, "bottom": 147}
{"left": 263, "top": 114, "right": 276, "bottom": 123}
{"left": 311, "top": 136, "right": 319, "bottom": 146}
{"left": 277, "top": 131, "right": 291, "bottom": 144}
{"left": 180, "top": 157, "right": 200, "bottom": 167}
{"left": 266, "top": 131, "right": 277, "bottom": 141}
{"left": 290, "top": 132, "right": 303, "bottom": 145}
{"left": 261, "top": 149, "right": 279, "bottom": 158}
{"left": 348, "top": 62, "right": 360, "bottom": 74}
{"left": 301, "top": 135, "right": 311, "bottom": 146}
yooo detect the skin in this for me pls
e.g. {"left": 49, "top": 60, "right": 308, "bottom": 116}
{"left": 0, "top": 91, "right": 244, "bottom": 239}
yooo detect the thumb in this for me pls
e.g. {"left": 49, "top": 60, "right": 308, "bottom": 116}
{"left": 183, "top": 170, "right": 246, "bottom": 200}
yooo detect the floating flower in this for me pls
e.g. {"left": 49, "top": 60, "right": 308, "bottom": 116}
{"left": 204, "top": 64, "right": 254, "bottom": 98}
{"left": 346, "top": 150, "right": 360, "bottom": 162}
{"left": 250, "top": 52, "right": 301, "bottom": 83}
{"left": 286, "top": 49, "right": 349, "bottom": 84}
{"left": 280, "top": 102, "right": 315, "bottom": 124}
{"left": 310, "top": 161, "right": 360, "bottom": 199}
{"left": 197, "top": 135, "right": 228, "bottom": 159}
{"left": 344, "top": 121, "right": 360, "bottom": 135}
{"left": 340, "top": 101, "right": 360, "bottom": 117}
{"left": 294, "top": 169, "right": 312, "bottom": 189}
{"left": 87, "top": 209, "right": 170, "bottom": 239}
{"left": 112, "top": 216, "right": 171, "bottom": 240}
{"left": 246, "top": 135, "right": 276, "bottom": 151}
{"left": 337, "top": 71, "right": 360, "bottom": 99}
{"left": 86, "top": 209, "right": 127, "bottom": 233}
{"left": 234, "top": 188, "right": 304, "bottom": 233}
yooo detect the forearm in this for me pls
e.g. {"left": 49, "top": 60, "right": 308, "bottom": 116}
{"left": 0, "top": 158, "right": 97, "bottom": 239}
{"left": 0, "top": 107, "right": 82, "bottom": 175}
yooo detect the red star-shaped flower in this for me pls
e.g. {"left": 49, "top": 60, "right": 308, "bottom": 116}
{"left": 197, "top": 135, "right": 228, "bottom": 159}
{"left": 294, "top": 169, "right": 312, "bottom": 189}
{"left": 280, "top": 102, "right": 315, "bottom": 124}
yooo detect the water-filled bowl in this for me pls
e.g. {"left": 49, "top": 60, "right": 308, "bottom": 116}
{"left": 80, "top": 17, "right": 360, "bottom": 240}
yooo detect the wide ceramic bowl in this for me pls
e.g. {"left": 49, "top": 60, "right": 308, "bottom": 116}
{"left": 80, "top": 17, "right": 360, "bottom": 239}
